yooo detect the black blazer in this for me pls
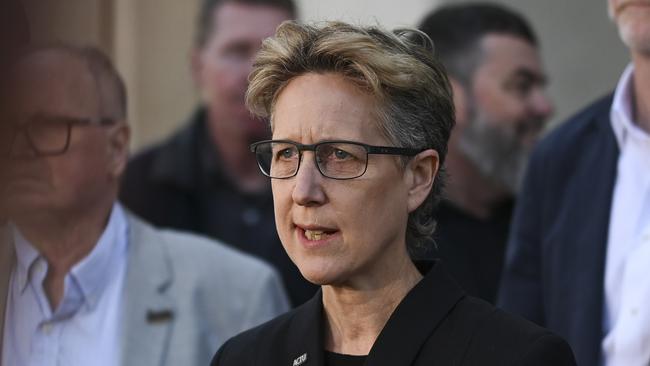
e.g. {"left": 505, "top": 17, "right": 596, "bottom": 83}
{"left": 212, "top": 261, "right": 576, "bottom": 366}
{"left": 497, "top": 95, "right": 617, "bottom": 366}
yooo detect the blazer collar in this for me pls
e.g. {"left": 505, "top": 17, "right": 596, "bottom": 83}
{"left": 571, "top": 100, "right": 618, "bottom": 366}
{"left": 283, "top": 290, "right": 325, "bottom": 366}
{"left": 283, "top": 261, "right": 464, "bottom": 366}
{"left": 366, "top": 261, "right": 464, "bottom": 365}
{"left": 120, "top": 213, "right": 175, "bottom": 366}
{"left": 0, "top": 226, "right": 15, "bottom": 363}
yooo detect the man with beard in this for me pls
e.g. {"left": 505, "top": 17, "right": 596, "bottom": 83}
{"left": 498, "top": 0, "right": 650, "bottom": 365}
{"left": 119, "top": 0, "right": 318, "bottom": 306}
{"left": 418, "top": 3, "right": 553, "bottom": 303}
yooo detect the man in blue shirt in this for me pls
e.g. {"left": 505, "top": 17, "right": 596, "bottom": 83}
{"left": 0, "top": 44, "right": 289, "bottom": 366}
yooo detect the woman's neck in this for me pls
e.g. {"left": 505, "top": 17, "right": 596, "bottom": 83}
{"left": 321, "top": 256, "right": 422, "bottom": 355}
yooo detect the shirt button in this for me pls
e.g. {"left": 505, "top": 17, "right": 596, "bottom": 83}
{"left": 34, "top": 261, "right": 45, "bottom": 273}
{"left": 631, "top": 308, "right": 639, "bottom": 317}
{"left": 41, "top": 323, "right": 53, "bottom": 335}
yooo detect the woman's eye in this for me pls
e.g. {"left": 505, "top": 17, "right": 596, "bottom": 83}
{"left": 277, "top": 148, "right": 296, "bottom": 159}
{"left": 334, "top": 149, "right": 350, "bottom": 160}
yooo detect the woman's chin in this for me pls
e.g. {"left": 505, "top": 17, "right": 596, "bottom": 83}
{"left": 295, "top": 259, "right": 346, "bottom": 287}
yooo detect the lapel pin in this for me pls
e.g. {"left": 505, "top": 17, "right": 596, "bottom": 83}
{"left": 292, "top": 353, "right": 308, "bottom": 366}
{"left": 146, "top": 309, "right": 174, "bottom": 324}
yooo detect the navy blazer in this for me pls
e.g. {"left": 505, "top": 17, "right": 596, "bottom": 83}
{"left": 498, "top": 95, "right": 618, "bottom": 366}
{"left": 212, "top": 261, "right": 576, "bottom": 366}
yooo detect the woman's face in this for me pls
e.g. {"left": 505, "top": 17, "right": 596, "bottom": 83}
{"left": 270, "top": 72, "right": 416, "bottom": 288}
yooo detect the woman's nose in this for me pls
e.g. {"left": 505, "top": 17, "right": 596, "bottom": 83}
{"left": 291, "top": 152, "right": 326, "bottom": 207}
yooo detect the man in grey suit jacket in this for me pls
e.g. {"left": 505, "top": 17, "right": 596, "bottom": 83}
{"left": 0, "top": 44, "right": 289, "bottom": 366}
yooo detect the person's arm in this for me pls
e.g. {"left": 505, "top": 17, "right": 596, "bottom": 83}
{"left": 240, "top": 263, "right": 290, "bottom": 330}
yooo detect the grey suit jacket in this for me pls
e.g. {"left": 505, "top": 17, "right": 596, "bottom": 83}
{"left": 0, "top": 213, "right": 290, "bottom": 366}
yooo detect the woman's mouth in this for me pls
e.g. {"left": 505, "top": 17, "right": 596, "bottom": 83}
{"left": 304, "top": 229, "right": 333, "bottom": 241}
{"left": 296, "top": 226, "right": 339, "bottom": 246}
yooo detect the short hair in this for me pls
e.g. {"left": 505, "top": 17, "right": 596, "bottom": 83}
{"left": 418, "top": 3, "right": 537, "bottom": 86}
{"left": 195, "top": 0, "right": 297, "bottom": 47}
{"left": 16, "top": 44, "right": 127, "bottom": 120}
{"left": 246, "top": 21, "right": 455, "bottom": 254}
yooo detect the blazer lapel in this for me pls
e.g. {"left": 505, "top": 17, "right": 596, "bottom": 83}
{"left": 564, "top": 109, "right": 618, "bottom": 365}
{"left": 365, "top": 261, "right": 464, "bottom": 366}
{"left": 0, "top": 227, "right": 15, "bottom": 362}
{"left": 121, "top": 215, "right": 175, "bottom": 366}
{"left": 275, "top": 262, "right": 463, "bottom": 366}
{"left": 280, "top": 291, "right": 325, "bottom": 366}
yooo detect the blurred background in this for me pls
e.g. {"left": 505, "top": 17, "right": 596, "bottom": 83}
{"left": 21, "top": 0, "right": 629, "bottom": 151}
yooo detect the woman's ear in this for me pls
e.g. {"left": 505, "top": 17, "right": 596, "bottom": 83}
{"left": 405, "top": 149, "right": 439, "bottom": 213}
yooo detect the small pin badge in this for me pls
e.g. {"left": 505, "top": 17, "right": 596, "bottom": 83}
{"left": 293, "top": 353, "right": 307, "bottom": 366}
{"left": 146, "top": 309, "right": 174, "bottom": 324}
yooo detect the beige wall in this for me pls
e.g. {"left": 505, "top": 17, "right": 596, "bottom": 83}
{"left": 21, "top": 0, "right": 631, "bottom": 150}
{"left": 113, "top": 0, "right": 200, "bottom": 150}
{"left": 299, "top": 0, "right": 438, "bottom": 28}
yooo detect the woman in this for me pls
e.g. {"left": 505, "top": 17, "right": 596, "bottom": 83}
{"left": 211, "top": 21, "right": 576, "bottom": 366}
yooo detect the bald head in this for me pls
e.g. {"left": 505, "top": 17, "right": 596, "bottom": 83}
{"left": 14, "top": 45, "right": 127, "bottom": 122}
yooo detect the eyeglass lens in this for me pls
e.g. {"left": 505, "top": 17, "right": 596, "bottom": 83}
{"left": 256, "top": 141, "right": 369, "bottom": 179}
{"left": 26, "top": 118, "right": 71, "bottom": 154}
{"left": 4, "top": 117, "right": 72, "bottom": 157}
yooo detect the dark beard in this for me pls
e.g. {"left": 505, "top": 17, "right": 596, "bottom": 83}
{"left": 457, "top": 111, "right": 539, "bottom": 195}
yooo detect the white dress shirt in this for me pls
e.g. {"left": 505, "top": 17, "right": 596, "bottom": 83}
{"left": 602, "top": 64, "right": 650, "bottom": 366}
{"left": 2, "top": 203, "right": 129, "bottom": 366}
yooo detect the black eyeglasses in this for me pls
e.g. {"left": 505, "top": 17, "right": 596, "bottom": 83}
{"left": 250, "top": 139, "right": 425, "bottom": 180}
{"left": 2, "top": 116, "right": 116, "bottom": 157}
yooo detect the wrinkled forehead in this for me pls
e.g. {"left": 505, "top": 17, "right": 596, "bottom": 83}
{"left": 6, "top": 50, "right": 100, "bottom": 119}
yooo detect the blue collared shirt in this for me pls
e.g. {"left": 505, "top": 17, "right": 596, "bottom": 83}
{"left": 602, "top": 64, "right": 650, "bottom": 366}
{"left": 2, "top": 203, "right": 129, "bottom": 366}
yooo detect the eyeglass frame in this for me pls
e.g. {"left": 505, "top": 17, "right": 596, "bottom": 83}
{"left": 4, "top": 116, "right": 117, "bottom": 157}
{"left": 249, "top": 139, "right": 426, "bottom": 180}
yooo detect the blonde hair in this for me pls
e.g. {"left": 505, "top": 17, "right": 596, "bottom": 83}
{"left": 246, "top": 21, "right": 455, "bottom": 254}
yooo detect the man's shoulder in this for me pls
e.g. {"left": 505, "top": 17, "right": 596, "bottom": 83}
{"left": 448, "top": 296, "right": 576, "bottom": 364}
{"left": 535, "top": 94, "right": 613, "bottom": 159}
{"left": 127, "top": 213, "right": 278, "bottom": 282}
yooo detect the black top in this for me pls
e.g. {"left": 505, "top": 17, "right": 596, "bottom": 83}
{"left": 119, "top": 108, "right": 317, "bottom": 306}
{"left": 423, "top": 199, "right": 513, "bottom": 303}
{"left": 324, "top": 352, "right": 366, "bottom": 366}
{"left": 211, "top": 260, "right": 576, "bottom": 366}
